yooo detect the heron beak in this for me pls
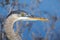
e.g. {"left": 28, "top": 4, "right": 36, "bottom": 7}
{"left": 27, "top": 17, "right": 49, "bottom": 21}
{"left": 15, "top": 17, "right": 48, "bottom": 22}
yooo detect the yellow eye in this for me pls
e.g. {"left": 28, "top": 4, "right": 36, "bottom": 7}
{"left": 18, "top": 12, "right": 25, "bottom": 17}
{"left": 21, "top": 13, "right": 25, "bottom": 16}
{"left": 20, "top": 12, "right": 26, "bottom": 17}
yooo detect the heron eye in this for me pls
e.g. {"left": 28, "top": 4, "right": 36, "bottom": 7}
{"left": 18, "top": 13, "right": 25, "bottom": 17}
{"left": 20, "top": 12, "right": 27, "bottom": 17}
{"left": 21, "top": 13, "right": 25, "bottom": 16}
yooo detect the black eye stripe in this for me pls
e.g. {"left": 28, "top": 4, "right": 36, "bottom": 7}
{"left": 7, "top": 11, "right": 20, "bottom": 18}
{"left": 6, "top": 10, "right": 28, "bottom": 18}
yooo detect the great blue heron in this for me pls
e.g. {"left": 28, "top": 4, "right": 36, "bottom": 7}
{"left": 4, "top": 10, "right": 48, "bottom": 40}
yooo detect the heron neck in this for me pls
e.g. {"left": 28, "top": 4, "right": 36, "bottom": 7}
{"left": 4, "top": 17, "right": 22, "bottom": 40}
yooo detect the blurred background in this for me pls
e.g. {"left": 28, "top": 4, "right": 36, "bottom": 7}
{"left": 0, "top": 0, "right": 60, "bottom": 40}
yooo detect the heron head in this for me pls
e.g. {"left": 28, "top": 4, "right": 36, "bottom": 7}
{"left": 7, "top": 10, "right": 48, "bottom": 22}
